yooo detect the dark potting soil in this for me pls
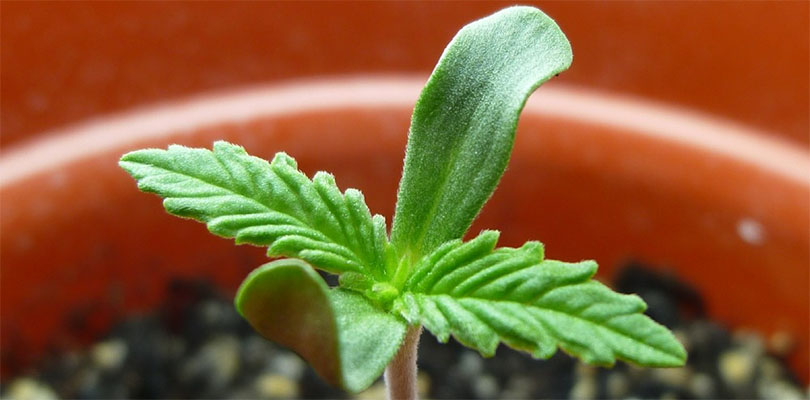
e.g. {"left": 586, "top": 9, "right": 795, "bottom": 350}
{"left": 1, "top": 262, "right": 806, "bottom": 399}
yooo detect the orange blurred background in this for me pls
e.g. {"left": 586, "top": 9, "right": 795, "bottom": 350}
{"left": 2, "top": 1, "right": 808, "bottom": 148}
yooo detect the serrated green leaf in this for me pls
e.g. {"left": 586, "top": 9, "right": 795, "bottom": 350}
{"left": 119, "top": 141, "right": 387, "bottom": 279}
{"left": 115, "top": 5, "right": 688, "bottom": 397}
{"left": 391, "top": 6, "right": 573, "bottom": 259}
{"left": 393, "top": 231, "right": 687, "bottom": 367}
{"left": 235, "top": 259, "right": 407, "bottom": 393}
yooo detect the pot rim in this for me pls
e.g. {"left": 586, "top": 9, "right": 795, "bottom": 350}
{"left": 1, "top": 75, "right": 807, "bottom": 188}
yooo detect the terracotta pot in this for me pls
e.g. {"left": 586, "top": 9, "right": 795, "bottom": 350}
{"left": 1, "top": 77, "right": 808, "bottom": 381}
{"left": 2, "top": 1, "right": 807, "bottom": 147}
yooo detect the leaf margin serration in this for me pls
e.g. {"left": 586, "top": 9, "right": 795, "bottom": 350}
{"left": 119, "top": 140, "right": 388, "bottom": 280}
{"left": 392, "top": 231, "right": 687, "bottom": 368}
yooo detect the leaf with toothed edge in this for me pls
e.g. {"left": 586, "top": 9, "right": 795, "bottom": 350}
{"left": 119, "top": 4, "right": 687, "bottom": 393}
{"left": 119, "top": 141, "right": 389, "bottom": 281}
{"left": 392, "top": 230, "right": 687, "bottom": 367}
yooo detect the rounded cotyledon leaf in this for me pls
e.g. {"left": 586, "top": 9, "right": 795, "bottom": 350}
{"left": 234, "top": 259, "right": 407, "bottom": 393}
{"left": 391, "top": 6, "right": 573, "bottom": 260}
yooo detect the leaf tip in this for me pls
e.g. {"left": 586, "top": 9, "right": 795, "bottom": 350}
{"left": 118, "top": 151, "right": 137, "bottom": 163}
{"left": 659, "top": 332, "right": 688, "bottom": 367}
{"left": 117, "top": 159, "right": 137, "bottom": 177}
{"left": 344, "top": 187, "right": 364, "bottom": 200}
{"left": 212, "top": 140, "right": 247, "bottom": 155}
{"left": 118, "top": 147, "right": 159, "bottom": 164}
{"left": 271, "top": 152, "right": 297, "bottom": 169}
{"left": 313, "top": 171, "right": 336, "bottom": 186}
{"left": 519, "top": 240, "right": 544, "bottom": 260}
{"left": 471, "top": 229, "right": 501, "bottom": 250}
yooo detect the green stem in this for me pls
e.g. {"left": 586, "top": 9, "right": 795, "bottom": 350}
{"left": 384, "top": 325, "right": 423, "bottom": 400}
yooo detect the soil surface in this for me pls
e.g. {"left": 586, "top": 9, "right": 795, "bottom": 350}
{"left": 1, "top": 262, "right": 806, "bottom": 399}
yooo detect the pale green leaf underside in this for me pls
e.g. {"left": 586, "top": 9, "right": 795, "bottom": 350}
{"left": 119, "top": 141, "right": 388, "bottom": 280}
{"left": 391, "top": 6, "right": 573, "bottom": 259}
{"left": 235, "top": 259, "right": 406, "bottom": 393}
{"left": 393, "top": 231, "right": 687, "bottom": 367}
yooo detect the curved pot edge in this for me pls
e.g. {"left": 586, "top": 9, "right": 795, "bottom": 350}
{"left": 2, "top": 76, "right": 808, "bottom": 188}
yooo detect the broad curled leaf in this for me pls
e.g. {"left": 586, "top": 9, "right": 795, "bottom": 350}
{"left": 119, "top": 141, "right": 388, "bottom": 279}
{"left": 391, "top": 6, "right": 573, "bottom": 259}
{"left": 235, "top": 259, "right": 406, "bottom": 393}
{"left": 393, "top": 231, "right": 687, "bottom": 367}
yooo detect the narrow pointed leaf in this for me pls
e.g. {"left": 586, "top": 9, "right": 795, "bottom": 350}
{"left": 119, "top": 141, "right": 387, "bottom": 279}
{"left": 235, "top": 259, "right": 407, "bottom": 393}
{"left": 393, "top": 232, "right": 687, "bottom": 367}
{"left": 391, "top": 6, "right": 573, "bottom": 259}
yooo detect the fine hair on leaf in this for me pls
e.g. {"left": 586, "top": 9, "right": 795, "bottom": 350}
{"left": 119, "top": 5, "right": 687, "bottom": 397}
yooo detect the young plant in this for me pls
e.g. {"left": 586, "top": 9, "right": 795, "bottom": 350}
{"left": 120, "top": 6, "right": 686, "bottom": 399}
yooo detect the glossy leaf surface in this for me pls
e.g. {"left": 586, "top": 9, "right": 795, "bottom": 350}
{"left": 391, "top": 6, "right": 573, "bottom": 259}
{"left": 235, "top": 259, "right": 406, "bottom": 393}
{"left": 120, "top": 141, "right": 388, "bottom": 279}
{"left": 393, "top": 231, "right": 687, "bottom": 367}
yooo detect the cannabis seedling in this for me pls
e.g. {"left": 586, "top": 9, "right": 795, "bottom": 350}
{"left": 120, "top": 6, "right": 686, "bottom": 399}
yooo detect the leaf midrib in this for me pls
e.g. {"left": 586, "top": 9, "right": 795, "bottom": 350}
{"left": 407, "top": 83, "right": 497, "bottom": 257}
{"left": 130, "top": 160, "right": 366, "bottom": 266}
{"left": 405, "top": 292, "right": 680, "bottom": 360}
